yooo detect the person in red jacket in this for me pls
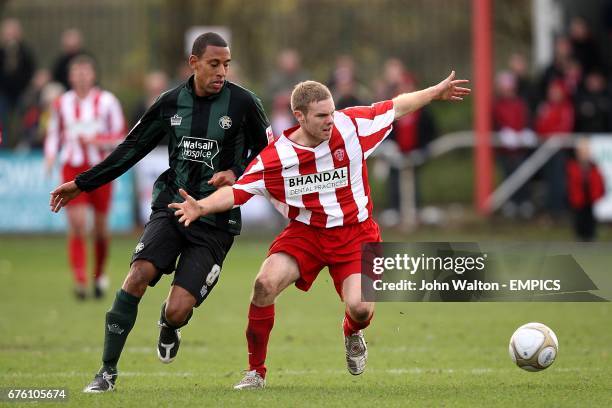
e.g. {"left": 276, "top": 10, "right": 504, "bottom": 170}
{"left": 566, "top": 139, "right": 606, "bottom": 241}
{"left": 384, "top": 70, "right": 437, "bottom": 223}
{"left": 535, "top": 79, "right": 575, "bottom": 217}
{"left": 535, "top": 80, "right": 575, "bottom": 138}
{"left": 493, "top": 71, "right": 536, "bottom": 218}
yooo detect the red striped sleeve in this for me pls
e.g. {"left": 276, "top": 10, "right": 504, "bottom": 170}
{"left": 342, "top": 100, "right": 395, "bottom": 158}
{"left": 232, "top": 188, "right": 254, "bottom": 206}
{"left": 233, "top": 155, "right": 265, "bottom": 204}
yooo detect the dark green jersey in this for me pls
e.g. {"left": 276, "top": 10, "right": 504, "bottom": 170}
{"left": 75, "top": 76, "right": 270, "bottom": 235}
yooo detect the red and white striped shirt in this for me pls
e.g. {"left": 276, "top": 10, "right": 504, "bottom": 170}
{"left": 233, "top": 100, "right": 395, "bottom": 228}
{"left": 45, "top": 87, "right": 125, "bottom": 167}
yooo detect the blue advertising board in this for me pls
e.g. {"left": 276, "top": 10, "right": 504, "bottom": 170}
{"left": 0, "top": 150, "right": 134, "bottom": 232}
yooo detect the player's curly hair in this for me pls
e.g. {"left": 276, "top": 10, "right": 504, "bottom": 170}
{"left": 291, "top": 81, "right": 332, "bottom": 114}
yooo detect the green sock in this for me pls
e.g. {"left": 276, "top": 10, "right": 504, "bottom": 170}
{"left": 101, "top": 289, "right": 140, "bottom": 371}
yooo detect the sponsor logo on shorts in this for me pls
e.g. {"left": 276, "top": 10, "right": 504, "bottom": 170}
{"left": 219, "top": 115, "right": 232, "bottom": 129}
{"left": 285, "top": 167, "right": 348, "bottom": 197}
{"left": 134, "top": 242, "right": 144, "bottom": 254}
{"left": 180, "top": 136, "right": 219, "bottom": 169}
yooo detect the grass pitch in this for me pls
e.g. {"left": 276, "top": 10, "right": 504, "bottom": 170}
{"left": 0, "top": 232, "right": 610, "bottom": 407}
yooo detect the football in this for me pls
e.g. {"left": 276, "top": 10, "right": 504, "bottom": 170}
{"left": 508, "top": 322, "right": 559, "bottom": 371}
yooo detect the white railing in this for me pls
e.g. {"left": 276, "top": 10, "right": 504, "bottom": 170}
{"left": 372, "top": 131, "right": 592, "bottom": 230}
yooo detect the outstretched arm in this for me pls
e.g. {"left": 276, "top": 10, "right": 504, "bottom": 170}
{"left": 392, "top": 71, "right": 470, "bottom": 119}
{"left": 168, "top": 187, "right": 235, "bottom": 227}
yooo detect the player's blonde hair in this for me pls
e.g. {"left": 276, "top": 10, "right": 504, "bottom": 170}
{"left": 290, "top": 81, "right": 332, "bottom": 113}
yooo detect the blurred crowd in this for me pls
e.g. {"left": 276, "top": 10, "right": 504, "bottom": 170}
{"left": 492, "top": 16, "right": 610, "bottom": 240}
{"left": 1, "top": 15, "right": 610, "bottom": 239}
{"left": 0, "top": 19, "right": 179, "bottom": 151}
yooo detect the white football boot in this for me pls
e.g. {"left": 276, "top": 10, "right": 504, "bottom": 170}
{"left": 344, "top": 330, "right": 368, "bottom": 375}
{"left": 233, "top": 370, "right": 265, "bottom": 390}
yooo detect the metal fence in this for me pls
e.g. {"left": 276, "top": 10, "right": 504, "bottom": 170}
{"left": 3, "top": 0, "right": 532, "bottom": 103}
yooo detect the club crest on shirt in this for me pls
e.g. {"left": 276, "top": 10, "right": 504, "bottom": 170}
{"left": 333, "top": 148, "right": 346, "bottom": 162}
{"left": 170, "top": 114, "right": 182, "bottom": 126}
{"left": 219, "top": 115, "right": 232, "bottom": 129}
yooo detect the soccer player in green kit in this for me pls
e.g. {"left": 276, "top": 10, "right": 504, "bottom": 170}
{"left": 49, "top": 32, "right": 270, "bottom": 392}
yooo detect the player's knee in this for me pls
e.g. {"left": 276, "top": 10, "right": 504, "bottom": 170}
{"left": 164, "top": 301, "right": 192, "bottom": 327}
{"left": 92, "top": 228, "right": 109, "bottom": 241}
{"left": 347, "top": 302, "right": 373, "bottom": 322}
{"left": 253, "top": 274, "right": 278, "bottom": 301}
{"left": 70, "top": 223, "right": 87, "bottom": 237}
{"left": 123, "top": 260, "right": 156, "bottom": 295}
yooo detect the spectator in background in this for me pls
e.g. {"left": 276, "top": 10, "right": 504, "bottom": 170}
{"left": 131, "top": 71, "right": 169, "bottom": 126}
{"left": 51, "top": 28, "right": 90, "bottom": 90}
{"left": 377, "top": 60, "right": 437, "bottom": 225}
{"left": 334, "top": 73, "right": 364, "bottom": 110}
{"left": 380, "top": 58, "right": 409, "bottom": 99}
{"left": 0, "top": 18, "right": 36, "bottom": 148}
{"left": 265, "top": 50, "right": 308, "bottom": 138}
{"left": 537, "top": 36, "right": 573, "bottom": 103}
{"left": 563, "top": 59, "right": 584, "bottom": 99}
{"left": 269, "top": 92, "right": 293, "bottom": 137}
{"left": 169, "top": 59, "right": 192, "bottom": 88}
{"left": 327, "top": 55, "right": 367, "bottom": 109}
{"left": 535, "top": 79, "right": 575, "bottom": 218}
{"left": 507, "top": 52, "right": 536, "bottom": 112}
{"left": 15, "top": 69, "right": 55, "bottom": 150}
{"left": 493, "top": 71, "right": 536, "bottom": 218}
{"left": 132, "top": 71, "right": 169, "bottom": 144}
{"left": 131, "top": 70, "right": 171, "bottom": 225}
{"left": 568, "top": 17, "right": 604, "bottom": 75}
{"left": 45, "top": 55, "right": 126, "bottom": 299}
{"left": 265, "top": 48, "right": 309, "bottom": 102}
{"left": 566, "top": 139, "right": 605, "bottom": 241}
{"left": 574, "top": 70, "right": 612, "bottom": 134}
{"left": 37, "top": 81, "right": 65, "bottom": 146}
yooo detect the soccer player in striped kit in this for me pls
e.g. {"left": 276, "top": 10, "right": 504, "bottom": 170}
{"left": 45, "top": 55, "right": 125, "bottom": 299}
{"left": 170, "top": 72, "right": 471, "bottom": 389}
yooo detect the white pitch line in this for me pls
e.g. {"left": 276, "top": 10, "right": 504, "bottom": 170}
{"left": 4, "top": 346, "right": 492, "bottom": 354}
{"left": 20, "top": 346, "right": 212, "bottom": 354}
{"left": 0, "top": 367, "right": 598, "bottom": 379}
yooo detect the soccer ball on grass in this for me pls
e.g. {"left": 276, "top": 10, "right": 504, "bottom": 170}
{"left": 508, "top": 322, "right": 558, "bottom": 371}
